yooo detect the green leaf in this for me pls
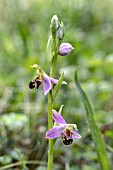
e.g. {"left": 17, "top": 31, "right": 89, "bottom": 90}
{"left": 58, "top": 105, "right": 64, "bottom": 114}
{"left": 52, "top": 72, "right": 64, "bottom": 100}
{"left": 46, "top": 35, "right": 53, "bottom": 62}
{"left": 75, "top": 70, "right": 110, "bottom": 170}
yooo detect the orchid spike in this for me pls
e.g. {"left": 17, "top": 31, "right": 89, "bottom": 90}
{"left": 46, "top": 110, "right": 81, "bottom": 145}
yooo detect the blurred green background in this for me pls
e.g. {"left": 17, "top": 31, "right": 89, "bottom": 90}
{"left": 0, "top": 0, "right": 113, "bottom": 169}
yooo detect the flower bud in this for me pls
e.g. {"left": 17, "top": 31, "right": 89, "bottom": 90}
{"left": 56, "top": 22, "right": 65, "bottom": 40}
{"left": 50, "top": 15, "right": 59, "bottom": 31}
{"left": 58, "top": 43, "right": 74, "bottom": 56}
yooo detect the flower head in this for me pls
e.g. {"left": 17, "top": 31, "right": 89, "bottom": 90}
{"left": 29, "top": 64, "right": 67, "bottom": 95}
{"left": 46, "top": 110, "right": 81, "bottom": 145}
{"left": 58, "top": 43, "right": 74, "bottom": 56}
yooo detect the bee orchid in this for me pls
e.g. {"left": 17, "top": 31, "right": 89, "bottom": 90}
{"left": 46, "top": 110, "right": 81, "bottom": 145}
{"left": 29, "top": 64, "right": 67, "bottom": 95}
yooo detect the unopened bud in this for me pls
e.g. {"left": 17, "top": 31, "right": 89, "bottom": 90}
{"left": 58, "top": 43, "right": 74, "bottom": 56}
{"left": 50, "top": 15, "right": 59, "bottom": 31}
{"left": 57, "top": 22, "right": 65, "bottom": 40}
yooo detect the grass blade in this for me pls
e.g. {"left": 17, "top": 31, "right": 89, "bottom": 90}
{"left": 75, "top": 70, "right": 109, "bottom": 170}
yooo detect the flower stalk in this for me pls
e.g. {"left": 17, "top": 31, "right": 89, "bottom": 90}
{"left": 47, "top": 15, "right": 75, "bottom": 169}
{"left": 47, "top": 15, "right": 58, "bottom": 170}
{"left": 29, "top": 14, "right": 75, "bottom": 170}
{"left": 47, "top": 15, "right": 59, "bottom": 170}
{"left": 47, "top": 91, "right": 53, "bottom": 170}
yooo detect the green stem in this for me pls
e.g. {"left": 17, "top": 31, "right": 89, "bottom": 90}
{"left": 47, "top": 36, "right": 58, "bottom": 170}
{"left": 47, "top": 139, "right": 54, "bottom": 170}
{"left": 47, "top": 92, "right": 53, "bottom": 170}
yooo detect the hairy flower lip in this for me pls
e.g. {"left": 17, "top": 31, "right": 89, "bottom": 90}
{"left": 29, "top": 81, "right": 35, "bottom": 89}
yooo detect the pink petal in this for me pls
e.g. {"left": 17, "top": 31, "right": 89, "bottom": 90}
{"left": 52, "top": 110, "right": 67, "bottom": 124}
{"left": 72, "top": 130, "right": 81, "bottom": 139}
{"left": 42, "top": 74, "right": 51, "bottom": 95}
{"left": 46, "top": 126, "right": 65, "bottom": 139}
{"left": 49, "top": 77, "right": 67, "bottom": 85}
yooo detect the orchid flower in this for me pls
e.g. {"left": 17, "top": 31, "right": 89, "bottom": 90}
{"left": 29, "top": 64, "right": 67, "bottom": 95}
{"left": 46, "top": 110, "right": 81, "bottom": 145}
